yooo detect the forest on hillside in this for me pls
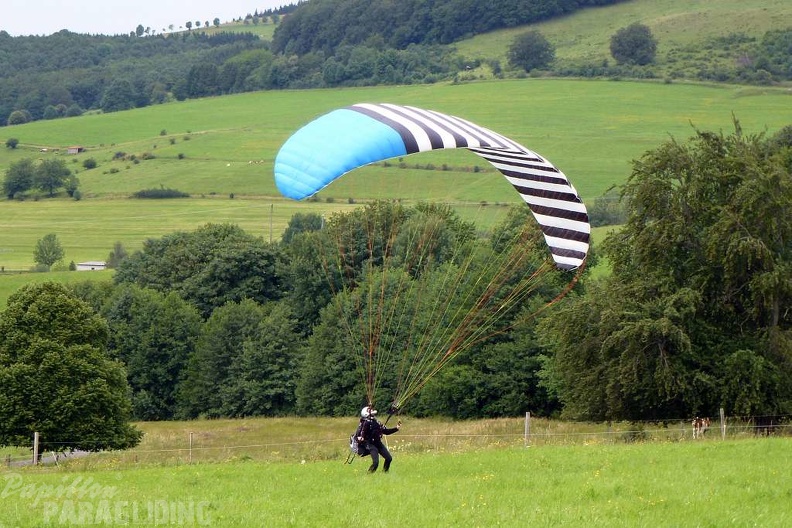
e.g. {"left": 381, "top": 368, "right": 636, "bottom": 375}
{"left": 2, "top": 0, "right": 791, "bottom": 129}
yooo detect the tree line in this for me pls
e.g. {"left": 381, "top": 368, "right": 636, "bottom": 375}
{"left": 2, "top": 122, "right": 789, "bottom": 453}
{"left": 271, "top": 0, "right": 628, "bottom": 55}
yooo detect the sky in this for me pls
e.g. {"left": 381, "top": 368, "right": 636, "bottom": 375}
{"left": 3, "top": 0, "right": 291, "bottom": 37}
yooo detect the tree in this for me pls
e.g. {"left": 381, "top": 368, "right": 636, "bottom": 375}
{"left": 102, "top": 285, "right": 202, "bottom": 420}
{"left": 100, "top": 79, "right": 137, "bottom": 113}
{"left": 177, "top": 299, "right": 267, "bottom": 418}
{"left": 136, "top": 24, "right": 145, "bottom": 37}
{"left": 7, "top": 110, "right": 30, "bottom": 125}
{"left": 186, "top": 21, "right": 193, "bottom": 31}
{"left": 33, "top": 233, "right": 64, "bottom": 270}
{"left": 0, "top": 282, "right": 142, "bottom": 452}
{"left": 540, "top": 121, "right": 792, "bottom": 421}
{"left": 3, "top": 158, "right": 35, "bottom": 198}
{"left": 106, "top": 241, "right": 129, "bottom": 268}
{"left": 610, "top": 23, "right": 657, "bottom": 66}
{"left": 114, "top": 223, "right": 286, "bottom": 317}
{"left": 34, "top": 158, "right": 71, "bottom": 196}
{"left": 221, "top": 303, "right": 302, "bottom": 416}
{"left": 507, "top": 30, "right": 555, "bottom": 72}
{"left": 281, "top": 212, "right": 323, "bottom": 245}
{"left": 213, "top": 18, "right": 221, "bottom": 28}
{"left": 64, "top": 103, "right": 84, "bottom": 117}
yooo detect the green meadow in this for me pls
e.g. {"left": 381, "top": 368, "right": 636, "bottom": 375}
{"left": 455, "top": 0, "right": 792, "bottom": 71}
{"left": 2, "top": 436, "right": 790, "bottom": 527}
{"left": 1, "top": 81, "right": 789, "bottom": 275}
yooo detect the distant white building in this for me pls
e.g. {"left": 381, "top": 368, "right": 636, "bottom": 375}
{"left": 76, "top": 261, "right": 106, "bottom": 271}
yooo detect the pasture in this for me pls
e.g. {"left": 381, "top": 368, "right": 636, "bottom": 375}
{"left": 1, "top": 80, "right": 789, "bottom": 275}
{"left": 455, "top": 0, "right": 792, "bottom": 73}
{"left": 2, "top": 425, "right": 790, "bottom": 526}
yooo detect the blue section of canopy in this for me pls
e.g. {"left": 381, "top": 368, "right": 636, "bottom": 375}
{"left": 274, "top": 108, "right": 408, "bottom": 200}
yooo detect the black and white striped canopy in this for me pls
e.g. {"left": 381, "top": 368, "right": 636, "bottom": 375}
{"left": 275, "top": 103, "right": 590, "bottom": 270}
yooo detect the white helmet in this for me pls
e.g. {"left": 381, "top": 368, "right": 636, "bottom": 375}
{"left": 360, "top": 406, "right": 377, "bottom": 418}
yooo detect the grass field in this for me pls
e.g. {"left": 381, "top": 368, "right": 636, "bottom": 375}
{"left": 1, "top": 80, "right": 789, "bottom": 274}
{"left": 454, "top": 0, "right": 792, "bottom": 74}
{"left": 2, "top": 432, "right": 790, "bottom": 526}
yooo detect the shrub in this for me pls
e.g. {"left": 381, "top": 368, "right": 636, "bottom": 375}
{"left": 132, "top": 188, "right": 190, "bottom": 199}
{"left": 83, "top": 158, "right": 98, "bottom": 170}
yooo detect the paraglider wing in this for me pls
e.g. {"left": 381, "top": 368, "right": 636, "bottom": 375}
{"left": 274, "top": 103, "right": 590, "bottom": 270}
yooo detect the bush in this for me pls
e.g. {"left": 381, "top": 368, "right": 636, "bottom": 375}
{"left": 132, "top": 188, "right": 190, "bottom": 199}
{"left": 5, "top": 138, "right": 19, "bottom": 149}
{"left": 610, "top": 23, "right": 657, "bottom": 66}
{"left": 508, "top": 30, "right": 555, "bottom": 72}
{"left": 83, "top": 158, "right": 98, "bottom": 170}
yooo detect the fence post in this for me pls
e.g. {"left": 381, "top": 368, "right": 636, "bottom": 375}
{"left": 5, "top": 454, "right": 10, "bottom": 468}
{"left": 33, "top": 431, "right": 39, "bottom": 465}
{"left": 719, "top": 408, "right": 726, "bottom": 440}
{"left": 524, "top": 412, "right": 531, "bottom": 447}
{"left": 189, "top": 432, "right": 194, "bottom": 464}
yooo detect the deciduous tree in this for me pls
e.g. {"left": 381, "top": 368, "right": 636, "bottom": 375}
{"left": 3, "top": 158, "right": 35, "bottom": 198}
{"left": 34, "top": 158, "right": 71, "bottom": 196}
{"left": 33, "top": 233, "right": 64, "bottom": 270}
{"left": 0, "top": 282, "right": 142, "bottom": 452}
{"left": 507, "top": 30, "right": 555, "bottom": 72}
{"left": 540, "top": 121, "right": 792, "bottom": 420}
{"left": 102, "top": 285, "right": 202, "bottom": 420}
{"left": 610, "top": 23, "right": 657, "bottom": 66}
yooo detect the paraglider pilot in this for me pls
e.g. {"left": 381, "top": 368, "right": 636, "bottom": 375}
{"left": 358, "top": 406, "right": 400, "bottom": 472}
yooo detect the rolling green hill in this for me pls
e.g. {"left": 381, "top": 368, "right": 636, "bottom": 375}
{"left": 0, "top": 80, "right": 789, "bottom": 276}
{"left": 454, "top": 0, "right": 792, "bottom": 79}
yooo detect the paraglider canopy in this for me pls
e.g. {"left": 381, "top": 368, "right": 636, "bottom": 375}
{"left": 275, "top": 102, "right": 589, "bottom": 270}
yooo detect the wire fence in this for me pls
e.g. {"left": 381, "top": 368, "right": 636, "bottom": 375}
{"left": 4, "top": 413, "right": 790, "bottom": 469}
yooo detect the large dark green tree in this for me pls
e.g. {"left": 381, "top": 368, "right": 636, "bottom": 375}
{"left": 177, "top": 298, "right": 268, "bottom": 418}
{"left": 3, "top": 158, "right": 35, "bottom": 198}
{"left": 34, "top": 158, "right": 72, "bottom": 196}
{"left": 540, "top": 121, "right": 792, "bottom": 421}
{"left": 0, "top": 282, "right": 142, "bottom": 452}
{"left": 507, "top": 30, "right": 555, "bottom": 72}
{"left": 221, "top": 303, "right": 303, "bottom": 416}
{"left": 115, "top": 223, "right": 286, "bottom": 318}
{"left": 610, "top": 22, "right": 657, "bottom": 66}
{"left": 102, "top": 284, "right": 202, "bottom": 420}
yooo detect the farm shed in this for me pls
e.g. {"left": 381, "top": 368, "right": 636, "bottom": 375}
{"left": 76, "top": 261, "right": 106, "bottom": 271}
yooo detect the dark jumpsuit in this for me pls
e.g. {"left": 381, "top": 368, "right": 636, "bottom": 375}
{"left": 359, "top": 418, "right": 399, "bottom": 472}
